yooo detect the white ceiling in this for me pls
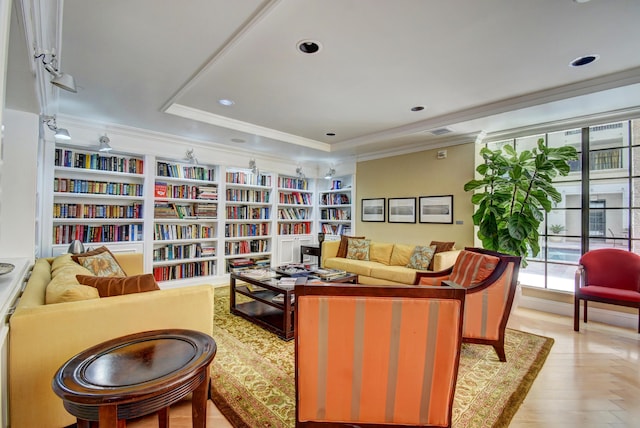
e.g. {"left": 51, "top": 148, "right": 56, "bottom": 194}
{"left": 7, "top": 0, "right": 640, "bottom": 162}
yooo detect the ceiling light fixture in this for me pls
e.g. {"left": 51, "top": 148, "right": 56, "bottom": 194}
{"left": 98, "top": 135, "right": 113, "bottom": 152}
{"left": 570, "top": 54, "right": 599, "bottom": 67}
{"left": 184, "top": 148, "right": 198, "bottom": 164}
{"left": 43, "top": 115, "right": 71, "bottom": 140}
{"left": 34, "top": 52, "right": 77, "bottom": 93}
{"left": 297, "top": 40, "right": 322, "bottom": 54}
{"left": 249, "top": 159, "right": 258, "bottom": 174}
{"left": 411, "top": 106, "right": 425, "bottom": 112}
{"left": 326, "top": 132, "right": 336, "bottom": 137}
{"left": 324, "top": 167, "right": 335, "bottom": 180}
{"left": 218, "top": 99, "right": 235, "bottom": 106}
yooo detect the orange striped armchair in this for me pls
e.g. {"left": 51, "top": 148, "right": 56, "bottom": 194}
{"left": 294, "top": 283, "right": 466, "bottom": 428}
{"left": 414, "top": 248, "right": 522, "bottom": 362}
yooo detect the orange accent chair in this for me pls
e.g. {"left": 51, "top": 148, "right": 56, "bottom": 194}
{"left": 574, "top": 248, "right": 640, "bottom": 332}
{"left": 294, "top": 283, "right": 466, "bottom": 428}
{"left": 414, "top": 247, "right": 522, "bottom": 362}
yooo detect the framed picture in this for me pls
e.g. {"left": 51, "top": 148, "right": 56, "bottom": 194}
{"left": 388, "top": 197, "right": 416, "bottom": 223}
{"left": 361, "top": 198, "right": 385, "bottom": 222}
{"left": 419, "top": 195, "right": 454, "bottom": 224}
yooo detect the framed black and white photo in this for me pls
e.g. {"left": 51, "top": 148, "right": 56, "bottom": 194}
{"left": 361, "top": 198, "right": 385, "bottom": 222}
{"left": 419, "top": 195, "right": 453, "bottom": 224}
{"left": 387, "top": 197, "right": 416, "bottom": 223}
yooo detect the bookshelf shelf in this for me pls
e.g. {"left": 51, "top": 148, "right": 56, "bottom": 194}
{"left": 318, "top": 175, "right": 353, "bottom": 237}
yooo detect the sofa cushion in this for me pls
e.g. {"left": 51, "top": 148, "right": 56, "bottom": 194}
{"left": 428, "top": 241, "right": 456, "bottom": 270}
{"left": 449, "top": 250, "right": 500, "bottom": 287}
{"left": 369, "top": 242, "right": 394, "bottom": 265}
{"left": 369, "top": 265, "right": 419, "bottom": 284}
{"left": 336, "top": 235, "right": 365, "bottom": 258}
{"left": 390, "top": 244, "right": 415, "bottom": 266}
{"left": 76, "top": 274, "right": 160, "bottom": 297}
{"left": 346, "top": 238, "right": 371, "bottom": 261}
{"left": 45, "top": 263, "right": 100, "bottom": 304}
{"left": 323, "top": 258, "right": 377, "bottom": 277}
{"left": 407, "top": 245, "right": 437, "bottom": 270}
{"left": 73, "top": 246, "right": 126, "bottom": 277}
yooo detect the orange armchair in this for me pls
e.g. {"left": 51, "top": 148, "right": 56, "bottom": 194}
{"left": 415, "top": 248, "right": 521, "bottom": 362}
{"left": 294, "top": 283, "right": 466, "bottom": 428}
{"left": 574, "top": 248, "right": 640, "bottom": 332}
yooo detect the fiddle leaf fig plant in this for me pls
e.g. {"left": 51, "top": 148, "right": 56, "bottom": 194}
{"left": 464, "top": 138, "right": 578, "bottom": 265}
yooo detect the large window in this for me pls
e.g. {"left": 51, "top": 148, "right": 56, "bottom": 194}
{"left": 484, "top": 119, "right": 639, "bottom": 292}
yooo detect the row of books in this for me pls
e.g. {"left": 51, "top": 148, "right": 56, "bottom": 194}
{"left": 154, "top": 223, "right": 215, "bottom": 241}
{"left": 152, "top": 242, "right": 215, "bottom": 262}
{"left": 154, "top": 182, "right": 218, "bottom": 200}
{"left": 320, "top": 208, "right": 351, "bottom": 220}
{"left": 227, "top": 256, "right": 271, "bottom": 272}
{"left": 225, "top": 189, "right": 270, "bottom": 203}
{"left": 154, "top": 203, "right": 217, "bottom": 219}
{"left": 156, "top": 162, "right": 215, "bottom": 181}
{"left": 279, "top": 192, "right": 312, "bottom": 205}
{"left": 277, "top": 223, "right": 312, "bottom": 235}
{"left": 320, "top": 193, "right": 351, "bottom": 205}
{"left": 224, "top": 223, "right": 270, "bottom": 238}
{"left": 225, "top": 206, "right": 270, "bottom": 220}
{"left": 53, "top": 224, "right": 143, "bottom": 244}
{"left": 225, "top": 239, "right": 270, "bottom": 255}
{"left": 320, "top": 223, "right": 351, "bottom": 235}
{"left": 54, "top": 203, "right": 143, "bottom": 219}
{"left": 225, "top": 172, "right": 272, "bottom": 186}
{"left": 278, "top": 207, "right": 310, "bottom": 220}
{"left": 152, "top": 260, "right": 216, "bottom": 281}
{"left": 54, "top": 178, "right": 144, "bottom": 197}
{"left": 278, "top": 177, "right": 308, "bottom": 190}
{"left": 55, "top": 149, "right": 144, "bottom": 174}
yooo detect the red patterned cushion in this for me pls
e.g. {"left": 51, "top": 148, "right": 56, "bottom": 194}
{"left": 579, "top": 285, "right": 640, "bottom": 302}
{"left": 76, "top": 274, "right": 160, "bottom": 297}
{"left": 449, "top": 250, "right": 499, "bottom": 287}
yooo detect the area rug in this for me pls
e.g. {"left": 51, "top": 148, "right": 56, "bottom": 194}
{"left": 210, "top": 286, "right": 553, "bottom": 427}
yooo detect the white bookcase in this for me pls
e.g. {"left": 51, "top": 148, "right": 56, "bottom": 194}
{"left": 152, "top": 159, "right": 218, "bottom": 283}
{"left": 50, "top": 145, "right": 145, "bottom": 256}
{"left": 318, "top": 175, "right": 353, "bottom": 239}
{"left": 223, "top": 168, "right": 274, "bottom": 273}
{"left": 275, "top": 174, "right": 314, "bottom": 264}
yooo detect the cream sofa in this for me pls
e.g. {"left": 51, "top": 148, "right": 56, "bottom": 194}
{"left": 9, "top": 253, "right": 215, "bottom": 428}
{"left": 321, "top": 240, "right": 460, "bottom": 285}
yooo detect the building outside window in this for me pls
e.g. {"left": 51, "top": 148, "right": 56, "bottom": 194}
{"left": 484, "top": 118, "right": 639, "bottom": 292}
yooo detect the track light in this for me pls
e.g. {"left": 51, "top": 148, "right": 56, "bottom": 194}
{"left": 249, "top": 159, "right": 258, "bottom": 174}
{"left": 98, "top": 135, "right": 112, "bottom": 152}
{"left": 185, "top": 149, "right": 198, "bottom": 164}
{"left": 296, "top": 166, "right": 305, "bottom": 178}
{"left": 324, "top": 167, "right": 335, "bottom": 179}
{"left": 34, "top": 52, "right": 77, "bottom": 93}
{"left": 43, "top": 115, "right": 71, "bottom": 140}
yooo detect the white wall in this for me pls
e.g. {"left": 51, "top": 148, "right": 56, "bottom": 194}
{"left": 0, "top": 109, "right": 39, "bottom": 259}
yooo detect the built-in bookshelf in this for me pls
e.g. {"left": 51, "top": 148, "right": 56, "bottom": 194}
{"left": 153, "top": 160, "right": 218, "bottom": 282}
{"left": 224, "top": 168, "right": 273, "bottom": 273}
{"left": 276, "top": 175, "right": 313, "bottom": 235}
{"left": 51, "top": 146, "right": 145, "bottom": 253}
{"left": 318, "top": 176, "right": 353, "bottom": 237}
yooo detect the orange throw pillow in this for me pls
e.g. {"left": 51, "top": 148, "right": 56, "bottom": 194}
{"left": 449, "top": 250, "right": 499, "bottom": 287}
{"left": 76, "top": 274, "right": 160, "bottom": 297}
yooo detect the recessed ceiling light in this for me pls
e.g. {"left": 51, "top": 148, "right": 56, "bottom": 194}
{"left": 231, "top": 138, "right": 245, "bottom": 143}
{"left": 218, "top": 99, "right": 235, "bottom": 106}
{"left": 570, "top": 54, "right": 599, "bottom": 67}
{"left": 326, "top": 132, "right": 336, "bottom": 136}
{"left": 297, "top": 40, "right": 322, "bottom": 54}
{"left": 411, "top": 106, "right": 425, "bottom": 112}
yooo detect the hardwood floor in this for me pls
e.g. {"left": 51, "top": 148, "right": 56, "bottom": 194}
{"left": 508, "top": 307, "right": 640, "bottom": 427}
{"left": 128, "top": 307, "right": 639, "bottom": 427}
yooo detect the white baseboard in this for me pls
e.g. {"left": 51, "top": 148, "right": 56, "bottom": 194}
{"left": 519, "top": 294, "right": 638, "bottom": 331}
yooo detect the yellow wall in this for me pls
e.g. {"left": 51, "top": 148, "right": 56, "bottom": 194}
{"left": 355, "top": 143, "right": 476, "bottom": 248}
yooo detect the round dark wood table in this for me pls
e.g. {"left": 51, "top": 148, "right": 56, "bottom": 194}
{"left": 52, "top": 329, "right": 216, "bottom": 428}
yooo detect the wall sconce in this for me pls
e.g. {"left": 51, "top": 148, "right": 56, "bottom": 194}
{"left": 249, "top": 159, "right": 258, "bottom": 174}
{"left": 43, "top": 115, "right": 71, "bottom": 140}
{"left": 185, "top": 149, "right": 198, "bottom": 164}
{"left": 296, "top": 166, "right": 305, "bottom": 178}
{"left": 324, "top": 167, "right": 335, "bottom": 179}
{"left": 98, "top": 135, "right": 113, "bottom": 152}
{"left": 34, "top": 52, "right": 77, "bottom": 93}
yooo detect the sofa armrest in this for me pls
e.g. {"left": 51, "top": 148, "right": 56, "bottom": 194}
{"left": 433, "top": 249, "right": 461, "bottom": 272}
{"left": 9, "top": 284, "right": 214, "bottom": 428}
{"left": 322, "top": 240, "right": 341, "bottom": 266}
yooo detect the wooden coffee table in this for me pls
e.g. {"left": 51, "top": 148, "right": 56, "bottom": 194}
{"left": 52, "top": 329, "right": 216, "bottom": 427}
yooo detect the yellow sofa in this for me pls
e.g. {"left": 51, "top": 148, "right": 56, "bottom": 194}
{"left": 321, "top": 240, "right": 460, "bottom": 285}
{"left": 9, "top": 253, "right": 215, "bottom": 428}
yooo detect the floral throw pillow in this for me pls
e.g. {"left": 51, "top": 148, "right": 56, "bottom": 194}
{"left": 346, "top": 238, "right": 371, "bottom": 261}
{"left": 77, "top": 251, "right": 126, "bottom": 277}
{"left": 407, "top": 245, "right": 437, "bottom": 270}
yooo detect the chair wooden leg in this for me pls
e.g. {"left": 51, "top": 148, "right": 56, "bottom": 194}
{"left": 583, "top": 300, "right": 588, "bottom": 323}
{"left": 493, "top": 344, "right": 506, "bottom": 362}
{"left": 574, "top": 296, "right": 580, "bottom": 331}
{"left": 637, "top": 309, "right": 640, "bottom": 334}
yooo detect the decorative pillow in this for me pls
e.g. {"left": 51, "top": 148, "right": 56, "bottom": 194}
{"left": 336, "top": 235, "right": 365, "bottom": 258}
{"left": 346, "top": 238, "right": 371, "bottom": 261}
{"left": 428, "top": 241, "right": 456, "bottom": 270}
{"left": 406, "top": 245, "right": 437, "bottom": 270}
{"left": 369, "top": 242, "right": 394, "bottom": 265}
{"left": 76, "top": 274, "right": 160, "bottom": 298}
{"left": 72, "top": 246, "right": 126, "bottom": 277}
{"left": 449, "top": 250, "right": 500, "bottom": 287}
{"left": 389, "top": 244, "right": 414, "bottom": 266}
{"left": 51, "top": 253, "right": 81, "bottom": 277}
{"left": 45, "top": 267, "right": 100, "bottom": 304}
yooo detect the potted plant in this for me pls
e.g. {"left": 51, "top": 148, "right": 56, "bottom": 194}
{"left": 464, "top": 138, "right": 577, "bottom": 265}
